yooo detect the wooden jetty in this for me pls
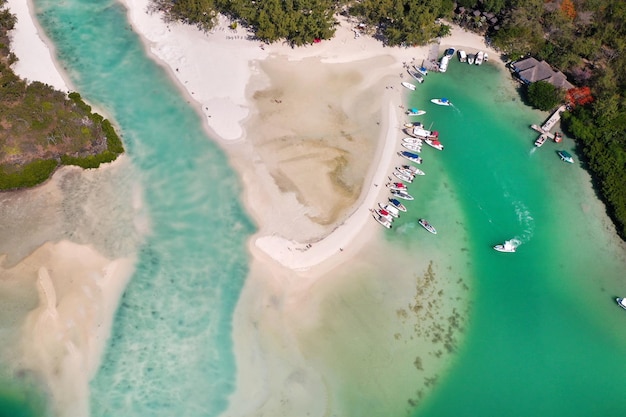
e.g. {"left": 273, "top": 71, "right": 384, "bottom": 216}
{"left": 530, "top": 105, "right": 566, "bottom": 143}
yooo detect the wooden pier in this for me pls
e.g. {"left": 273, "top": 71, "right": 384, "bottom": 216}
{"left": 530, "top": 105, "right": 566, "bottom": 143}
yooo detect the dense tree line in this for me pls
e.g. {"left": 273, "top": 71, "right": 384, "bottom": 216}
{"left": 0, "top": 0, "right": 124, "bottom": 190}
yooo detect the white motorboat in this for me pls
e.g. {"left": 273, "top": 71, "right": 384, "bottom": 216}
{"left": 430, "top": 98, "right": 452, "bottom": 106}
{"left": 493, "top": 240, "right": 517, "bottom": 253}
{"left": 458, "top": 50, "right": 467, "bottom": 62}
{"left": 475, "top": 51, "right": 484, "bottom": 65}
{"left": 373, "top": 213, "right": 392, "bottom": 228}
{"left": 401, "top": 81, "right": 417, "bottom": 91}
{"left": 425, "top": 138, "right": 444, "bottom": 151}
{"left": 402, "top": 137, "right": 423, "bottom": 145}
{"left": 408, "top": 68, "right": 425, "bottom": 83}
{"left": 406, "top": 108, "right": 426, "bottom": 116}
{"left": 398, "top": 164, "right": 425, "bottom": 176}
{"left": 412, "top": 127, "right": 438, "bottom": 138}
{"left": 398, "top": 151, "right": 422, "bottom": 164}
{"left": 467, "top": 54, "right": 475, "bottom": 65}
{"left": 535, "top": 135, "right": 548, "bottom": 147}
{"left": 378, "top": 203, "right": 400, "bottom": 218}
{"left": 387, "top": 182, "right": 408, "bottom": 191}
{"left": 375, "top": 208, "right": 395, "bottom": 221}
{"left": 439, "top": 55, "right": 450, "bottom": 73}
{"left": 393, "top": 170, "right": 414, "bottom": 183}
{"left": 616, "top": 298, "right": 626, "bottom": 310}
{"left": 484, "top": 52, "right": 489, "bottom": 62}
{"left": 401, "top": 142, "right": 422, "bottom": 152}
{"left": 388, "top": 198, "right": 407, "bottom": 212}
{"left": 390, "top": 189, "right": 414, "bottom": 200}
{"left": 418, "top": 218, "right": 437, "bottom": 234}
{"left": 414, "top": 65, "right": 428, "bottom": 76}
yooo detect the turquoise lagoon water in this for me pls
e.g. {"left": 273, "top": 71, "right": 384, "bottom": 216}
{"left": 29, "top": 0, "right": 255, "bottom": 416}
{"left": 2, "top": 1, "right": 626, "bottom": 415}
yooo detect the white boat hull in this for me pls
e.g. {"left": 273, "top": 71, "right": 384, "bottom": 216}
{"left": 401, "top": 81, "right": 416, "bottom": 91}
{"left": 418, "top": 219, "right": 437, "bottom": 234}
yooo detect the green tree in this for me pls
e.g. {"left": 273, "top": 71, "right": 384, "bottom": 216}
{"left": 526, "top": 81, "right": 563, "bottom": 111}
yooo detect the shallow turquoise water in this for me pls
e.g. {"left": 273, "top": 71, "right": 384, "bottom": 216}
{"left": 2, "top": 3, "right": 626, "bottom": 415}
{"left": 27, "top": 0, "right": 255, "bottom": 416}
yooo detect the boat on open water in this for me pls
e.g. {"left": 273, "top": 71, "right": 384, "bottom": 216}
{"left": 616, "top": 298, "right": 626, "bottom": 310}
{"left": 493, "top": 240, "right": 517, "bottom": 253}
{"left": 431, "top": 98, "right": 452, "bottom": 106}
{"left": 558, "top": 150, "right": 574, "bottom": 163}
{"left": 418, "top": 218, "right": 437, "bottom": 234}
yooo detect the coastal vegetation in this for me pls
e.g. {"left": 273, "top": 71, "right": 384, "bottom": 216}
{"left": 0, "top": 0, "right": 124, "bottom": 191}
{"left": 526, "top": 81, "right": 563, "bottom": 111}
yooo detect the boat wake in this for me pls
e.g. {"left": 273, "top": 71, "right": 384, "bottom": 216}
{"left": 529, "top": 147, "right": 536, "bottom": 155}
{"left": 513, "top": 201, "right": 535, "bottom": 243}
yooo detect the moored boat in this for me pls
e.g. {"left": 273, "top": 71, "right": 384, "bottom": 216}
{"left": 467, "top": 54, "right": 475, "bottom": 65}
{"left": 393, "top": 170, "right": 414, "bottom": 183}
{"left": 484, "top": 52, "right": 489, "bottom": 62}
{"left": 398, "top": 151, "right": 423, "bottom": 164}
{"left": 404, "top": 121, "right": 424, "bottom": 129}
{"left": 616, "top": 297, "right": 626, "bottom": 310}
{"left": 414, "top": 65, "right": 428, "bottom": 76}
{"left": 378, "top": 202, "right": 400, "bottom": 218}
{"left": 493, "top": 240, "right": 517, "bottom": 253}
{"left": 373, "top": 213, "right": 392, "bottom": 228}
{"left": 534, "top": 135, "right": 548, "bottom": 147}
{"left": 390, "top": 189, "right": 414, "bottom": 200}
{"left": 412, "top": 127, "right": 438, "bottom": 138}
{"left": 388, "top": 198, "right": 407, "bottom": 212}
{"left": 439, "top": 55, "right": 450, "bottom": 73}
{"left": 401, "top": 142, "right": 422, "bottom": 152}
{"left": 406, "top": 108, "right": 426, "bottom": 116}
{"left": 458, "top": 50, "right": 467, "bottom": 62}
{"left": 401, "top": 81, "right": 417, "bottom": 91}
{"left": 375, "top": 208, "right": 395, "bottom": 221}
{"left": 387, "top": 181, "right": 408, "bottom": 191}
{"left": 558, "top": 150, "right": 574, "bottom": 163}
{"left": 444, "top": 48, "right": 455, "bottom": 57}
{"left": 430, "top": 98, "right": 452, "bottom": 106}
{"left": 398, "top": 164, "right": 425, "bottom": 176}
{"left": 408, "top": 68, "right": 425, "bottom": 83}
{"left": 425, "top": 138, "right": 444, "bottom": 151}
{"left": 402, "top": 137, "right": 423, "bottom": 145}
{"left": 418, "top": 218, "right": 437, "bottom": 234}
{"left": 475, "top": 51, "right": 484, "bottom": 65}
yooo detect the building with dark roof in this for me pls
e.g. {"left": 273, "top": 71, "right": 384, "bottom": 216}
{"left": 510, "top": 57, "right": 574, "bottom": 90}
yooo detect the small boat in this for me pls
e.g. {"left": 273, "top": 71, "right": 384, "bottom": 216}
{"left": 393, "top": 170, "right": 414, "bottom": 183}
{"left": 616, "top": 298, "right": 626, "bottom": 310}
{"left": 444, "top": 48, "right": 455, "bottom": 58}
{"left": 373, "top": 214, "right": 392, "bottom": 229}
{"left": 414, "top": 65, "right": 428, "bottom": 76}
{"left": 401, "top": 142, "right": 422, "bottom": 152}
{"left": 401, "top": 81, "right": 417, "bottom": 91}
{"left": 493, "top": 240, "right": 516, "bottom": 253}
{"left": 398, "top": 151, "right": 422, "bottom": 164}
{"left": 558, "top": 150, "right": 574, "bottom": 163}
{"left": 406, "top": 108, "right": 426, "bottom": 116}
{"left": 391, "top": 189, "right": 414, "bottom": 200}
{"left": 475, "top": 51, "right": 484, "bottom": 65}
{"left": 418, "top": 218, "right": 437, "bottom": 234}
{"left": 457, "top": 50, "right": 467, "bottom": 62}
{"left": 398, "top": 164, "right": 425, "bottom": 176}
{"left": 404, "top": 121, "right": 424, "bottom": 129}
{"left": 387, "top": 182, "right": 408, "bottom": 191}
{"left": 412, "top": 127, "right": 438, "bottom": 139}
{"left": 408, "top": 68, "right": 425, "bottom": 83}
{"left": 425, "top": 138, "right": 444, "bottom": 151}
{"left": 402, "top": 137, "right": 423, "bottom": 145}
{"left": 388, "top": 198, "right": 407, "bottom": 212}
{"left": 375, "top": 208, "right": 395, "bottom": 221}
{"left": 467, "top": 54, "right": 475, "bottom": 65}
{"left": 378, "top": 203, "right": 400, "bottom": 218}
{"left": 553, "top": 132, "right": 563, "bottom": 143}
{"left": 431, "top": 98, "right": 452, "bottom": 106}
{"left": 439, "top": 55, "right": 450, "bottom": 73}
{"left": 484, "top": 52, "right": 489, "bottom": 62}
{"left": 534, "top": 135, "right": 548, "bottom": 147}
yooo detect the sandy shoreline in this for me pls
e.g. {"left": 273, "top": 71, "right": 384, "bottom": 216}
{"left": 4, "top": 0, "right": 498, "bottom": 415}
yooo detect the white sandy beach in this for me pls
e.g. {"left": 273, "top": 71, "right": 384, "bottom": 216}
{"left": 4, "top": 0, "right": 496, "bottom": 415}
